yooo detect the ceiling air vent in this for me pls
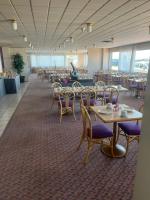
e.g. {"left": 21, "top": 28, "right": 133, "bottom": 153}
{"left": 101, "top": 38, "right": 114, "bottom": 43}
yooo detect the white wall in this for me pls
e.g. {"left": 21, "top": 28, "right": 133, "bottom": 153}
{"left": 87, "top": 48, "right": 102, "bottom": 75}
{"left": 2, "top": 47, "right": 30, "bottom": 80}
{"left": 78, "top": 53, "right": 84, "bottom": 68}
{"left": 102, "top": 48, "right": 110, "bottom": 71}
{"left": 2, "top": 47, "right": 11, "bottom": 69}
{"left": 133, "top": 68, "right": 150, "bottom": 200}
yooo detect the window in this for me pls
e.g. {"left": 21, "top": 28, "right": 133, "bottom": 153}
{"left": 53, "top": 55, "right": 65, "bottom": 67}
{"left": 134, "top": 50, "right": 150, "bottom": 73}
{"left": 0, "top": 48, "right": 3, "bottom": 73}
{"left": 111, "top": 52, "right": 119, "bottom": 71}
{"left": 30, "top": 54, "right": 65, "bottom": 68}
{"left": 66, "top": 55, "right": 78, "bottom": 67}
{"left": 119, "top": 51, "right": 132, "bottom": 72}
{"left": 0, "top": 56, "right": 2, "bottom": 73}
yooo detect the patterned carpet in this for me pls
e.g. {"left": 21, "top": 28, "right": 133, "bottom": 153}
{"left": 0, "top": 76, "right": 143, "bottom": 200}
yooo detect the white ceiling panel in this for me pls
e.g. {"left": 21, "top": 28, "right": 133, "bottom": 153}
{"left": 0, "top": 0, "right": 150, "bottom": 49}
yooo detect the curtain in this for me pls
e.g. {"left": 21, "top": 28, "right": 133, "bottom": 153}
{"left": 30, "top": 54, "right": 65, "bottom": 68}
{"left": 119, "top": 51, "right": 132, "bottom": 72}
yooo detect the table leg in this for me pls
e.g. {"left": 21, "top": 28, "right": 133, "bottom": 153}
{"left": 101, "top": 122, "right": 126, "bottom": 158}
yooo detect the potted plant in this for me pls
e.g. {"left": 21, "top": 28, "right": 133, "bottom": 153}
{"left": 12, "top": 53, "right": 25, "bottom": 83}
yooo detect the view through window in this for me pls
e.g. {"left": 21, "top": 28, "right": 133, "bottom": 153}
{"left": 30, "top": 55, "right": 65, "bottom": 68}
{"left": 111, "top": 52, "right": 119, "bottom": 71}
{"left": 30, "top": 54, "right": 79, "bottom": 68}
{"left": 66, "top": 55, "right": 78, "bottom": 67}
{"left": 134, "top": 50, "right": 150, "bottom": 73}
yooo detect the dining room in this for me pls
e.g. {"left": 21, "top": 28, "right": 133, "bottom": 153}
{"left": 0, "top": 0, "right": 150, "bottom": 200}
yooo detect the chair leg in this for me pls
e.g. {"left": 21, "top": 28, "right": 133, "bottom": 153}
{"left": 137, "top": 136, "right": 140, "bottom": 143}
{"left": 73, "top": 113, "right": 76, "bottom": 121}
{"left": 116, "top": 126, "right": 120, "bottom": 143}
{"left": 94, "top": 114, "right": 97, "bottom": 121}
{"left": 50, "top": 97, "right": 55, "bottom": 113}
{"left": 84, "top": 141, "right": 93, "bottom": 164}
{"left": 59, "top": 110, "right": 62, "bottom": 124}
{"left": 76, "top": 133, "right": 85, "bottom": 151}
{"left": 125, "top": 136, "right": 130, "bottom": 156}
{"left": 72, "top": 107, "right": 76, "bottom": 121}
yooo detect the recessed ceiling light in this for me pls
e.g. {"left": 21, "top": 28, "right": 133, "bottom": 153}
{"left": 70, "top": 37, "right": 74, "bottom": 43}
{"left": 81, "top": 23, "right": 93, "bottom": 33}
{"left": 11, "top": 20, "right": 17, "bottom": 31}
{"left": 23, "top": 36, "right": 27, "bottom": 42}
{"left": 87, "top": 23, "right": 92, "bottom": 33}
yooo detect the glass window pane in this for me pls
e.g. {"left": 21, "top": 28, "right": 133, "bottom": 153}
{"left": 134, "top": 50, "right": 150, "bottom": 73}
{"left": 66, "top": 55, "right": 78, "bottom": 67}
{"left": 111, "top": 52, "right": 119, "bottom": 71}
{"left": 31, "top": 55, "right": 37, "bottom": 67}
{"left": 119, "top": 51, "right": 131, "bottom": 72}
{"left": 30, "top": 54, "right": 65, "bottom": 68}
{"left": 53, "top": 56, "right": 65, "bottom": 67}
{"left": 0, "top": 56, "right": 2, "bottom": 73}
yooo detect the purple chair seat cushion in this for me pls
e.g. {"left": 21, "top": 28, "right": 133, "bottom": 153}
{"left": 118, "top": 122, "right": 141, "bottom": 135}
{"left": 83, "top": 99, "right": 96, "bottom": 106}
{"left": 105, "top": 96, "right": 118, "bottom": 104}
{"left": 58, "top": 100, "right": 73, "bottom": 107}
{"left": 97, "top": 93, "right": 109, "bottom": 98}
{"left": 88, "top": 123, "right": 113, "bottom": 139}
{"left": 136, "top": 86, "right": 146, "bottom": 91}
{"left": 55, "top": 96, "right": 64, "bottom": 100}
{"left": 129, "top": 84, "right": 137, "bottom": 89}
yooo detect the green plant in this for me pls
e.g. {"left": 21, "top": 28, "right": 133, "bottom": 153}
{"left": 12, "top": 53, "right": 25, "bottom": 75}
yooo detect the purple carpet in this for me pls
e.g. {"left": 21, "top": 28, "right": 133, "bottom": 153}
{"left": 0, "top": 77, "right": 143, "bottom": 200}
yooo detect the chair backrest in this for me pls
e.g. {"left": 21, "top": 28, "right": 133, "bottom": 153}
{"left": 59, "top": 89, "right": 75, "bottom": 108}
{"left": 136, "top": 104, "right": 144, "bottom": 125}
{"left": 80, "top": 105, "right": 92, "bottom": 139}
{"left": 72, "top": 81, "right": 82, "bottom": 87}
{"left": 137, "top": 81, "right": 146, "bottom": 90}
{"left": 52, "top": 82, "right": 62, "bottom": 88}
{"left": 139, "top": 104, "right": 144, "bottom": 113}
{"left": 80, "top": 88, "right": 96, "bottom": 107}
{"left": 95, "top": 81, "right": 105, "bottom": 87}
{"left": 128, "top": 79, "right": 137, "bottom": 87}
{"left": 104, "top": 86, "right": 119, "bottom": 103}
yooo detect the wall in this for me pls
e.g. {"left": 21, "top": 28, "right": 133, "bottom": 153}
{"left": 102, "top": 48, "right": 110, "bottom": 71}
{"left": 2, "top": 47, "right": 11, "bottom": 69}
{"left": 78, "top": 53, "right": 85, "bottom": 68}
{"left": 133, "top": 67, "right": 150, "bottom": 200}
{"left": 87, "top": 48, "right": 102, "bottom": 75}
{"left": 2, "top": 47, "right": 30, "bottom": 80}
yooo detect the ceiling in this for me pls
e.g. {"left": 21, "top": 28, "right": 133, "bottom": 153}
{"left": 0, "top": 0, "right": 150, "bottom": 51}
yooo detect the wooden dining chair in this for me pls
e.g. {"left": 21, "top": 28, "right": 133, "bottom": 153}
{"left": 112, "top": 76, "right": 123, "bottom": 85}
{"left": 136, "top": 82, "right": 146, "bottom": 98}
{"left": 50, "top": 82, "right": 63, "bottom": 112}
{"left": 72, "top": 81, "right": 82, "bottom": 87}
{"left": 95, "top": 81, "right": 106, "bottom": 104}
{"left": 95, "top": 81, "right": 105, "bottom": 87}
{"left": 103, "top": 86, "right": 119, "bottom": 105}
{"left": 51, "top": 82, "right": 62, "bottom": 97}
{"left": 58, "top": 89, "right": 76, "bottom": 123}
{"left": 80, "top": 88, "right": 97, "bottom": 110}
{"left": 51, "top": 81, "right": 62, "bottom": 88}
{"left": 117, "top": 104, "right": 144, "bottom": 156}
{"left": 128, "top": 80, "right": 137, "bottom": 95}
{"left": 77, "top": 105, "right": 113, "bottom": 164}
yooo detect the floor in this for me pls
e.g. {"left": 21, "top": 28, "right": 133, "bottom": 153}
{"left": 0, "top": 75, "right": 144, "bottom": 200}
{"left": 0, "top": 82, "right": 29, "bottom": 137}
